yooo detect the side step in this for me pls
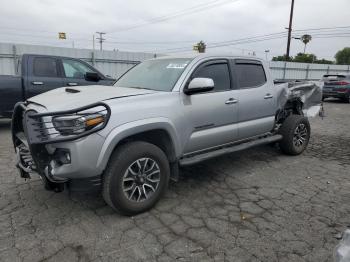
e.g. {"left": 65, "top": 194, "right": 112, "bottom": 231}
{"left": 179, "top": 134, "right": 283, "bottom": 166}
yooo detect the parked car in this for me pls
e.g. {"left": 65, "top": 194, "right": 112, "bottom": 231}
{"left": 11, "top": 54, "right": 322, "bottom": 215}
{"left": 0, "top": 54, "right": 115, "bottom": 117}
{"left": 322, "top": 74, "right": 350, "bottom": 103}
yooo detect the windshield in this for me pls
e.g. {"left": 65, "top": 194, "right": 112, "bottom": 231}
{"left": 114, "top": 58, "right": 192, "bottom": 91}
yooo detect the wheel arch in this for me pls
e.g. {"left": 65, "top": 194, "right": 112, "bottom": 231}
{"left": 275, "top": 97, "right": 304, "bottom": 125}
{"left": 96, "top": 118, "right": 181, "bottom": 172}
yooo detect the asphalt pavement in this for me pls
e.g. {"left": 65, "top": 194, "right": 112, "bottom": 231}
{"left": 0, "top": 100, "right": 349, "bottom": 262}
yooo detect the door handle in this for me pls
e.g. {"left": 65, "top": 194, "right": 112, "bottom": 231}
{"left": 67, "top": 82, "right": 78, "bottom": 86}
{"left": 225, "top": 98, "right": 238, "bottom": 105}
{"left": 264, "top": 93, "right": 273, "bottom": 99}
{"left": 31, "top": 81, "right": 43, "bottom": 85}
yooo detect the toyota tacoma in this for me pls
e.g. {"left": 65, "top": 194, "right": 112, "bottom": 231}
{"left": 11, "top": 54, "right": 322, "bottom": 215}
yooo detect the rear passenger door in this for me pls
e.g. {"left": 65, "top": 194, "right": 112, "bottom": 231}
{"left": 232, "top": 59, "right": 276, "bottom": 140}
{"left": 25, "top": 56, "right": 64, "bottom": 99}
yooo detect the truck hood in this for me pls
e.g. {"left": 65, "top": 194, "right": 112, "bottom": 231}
{"left": 27, "top": 85, "right": 156, "bottom": 111}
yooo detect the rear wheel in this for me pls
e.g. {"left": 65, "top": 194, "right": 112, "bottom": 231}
{"left": 279, "top": 115, "right": 310, "bottom": 155}
{"left": 103, "top": 141, "right": 170, "bottom": 215}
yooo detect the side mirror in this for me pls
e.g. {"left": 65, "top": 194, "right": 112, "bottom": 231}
{"left": 85, "top": 72, "right": 101, "bottom": 82}
{"left": 184, "top": 78, "right": 214, "bottom": 95}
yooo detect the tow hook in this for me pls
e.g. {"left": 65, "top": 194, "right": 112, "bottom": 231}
{"left": 43, "top": 165, "right": 66, "bottom": 193}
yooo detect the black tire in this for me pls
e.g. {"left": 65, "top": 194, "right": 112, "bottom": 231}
{"left": 341, "top": 95, "right": 350, "bottom": 104}
{"left": 279, "top": 115, "right": 310, "bottom": 155}
{"left": 103, "top": 141, "right": 170, "bottom": 215}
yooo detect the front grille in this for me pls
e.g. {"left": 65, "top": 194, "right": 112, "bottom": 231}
{"left": 16, "top": 143, "right": 36, "bottom": 172}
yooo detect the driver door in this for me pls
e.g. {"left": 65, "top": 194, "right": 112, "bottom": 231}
{"left": 183, "top": 59, "right": 239, "bottom": 154}
{"left": 60, "top": 58, "right": 99, "bottom": 87}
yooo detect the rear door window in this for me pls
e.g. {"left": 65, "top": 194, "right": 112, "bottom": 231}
{"left": 235, "top": 62, "right": 267, "bottom": 88}
{"left": 33, "top": 57, "right": 59, "bottom": 77}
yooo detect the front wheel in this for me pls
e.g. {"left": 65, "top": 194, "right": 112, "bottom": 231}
{"left": 279, "top": 115, "right": 311, "bottom": 155}
{"left": 103, "top": 141, "right": 170, "bottom": 215}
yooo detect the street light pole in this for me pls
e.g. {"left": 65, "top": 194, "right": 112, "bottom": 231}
{"left": 265, "top": 50, "right": 270, "bottom": 60}
{"left": 286, "top": 0, "right": 295, "bottom": 60}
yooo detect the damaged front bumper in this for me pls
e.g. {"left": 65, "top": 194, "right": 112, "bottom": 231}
{"left": 11, "top": 102, "right": 110, "bottom": 192}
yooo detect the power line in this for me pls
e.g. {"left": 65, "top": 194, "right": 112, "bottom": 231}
{"left": 293, "top": 25, "right": 350, "bottom": 32}
{"left": 108, "top": 0, "right": 239, "bottom": 34}
{"left": 151, "top": 32, "right": 288, "bottom": 53}
{"left": 1, "top": 24, "right": 350, "bottom": 53}
{"left": 152, "top": 27, "right": 350, "bottom": 54}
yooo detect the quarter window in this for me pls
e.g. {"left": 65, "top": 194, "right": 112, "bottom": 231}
{"left": 235, "top": 63, "right": 267, "bottom": 88}
{"left": 192, "top": 62, "right": 231, "bottom": 91}
{"left": 33, "top": 58, "right": 58, "bottom": 77}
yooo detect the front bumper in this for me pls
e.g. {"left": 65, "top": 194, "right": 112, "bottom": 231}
{"left": 11, "top": 102, "right": 109, "bottom": 191}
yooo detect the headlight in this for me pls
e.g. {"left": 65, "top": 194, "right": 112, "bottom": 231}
{"left": 53, "top": 113, "right": 105, "bottom": 136}
{"left": 24, "top": 103, "right": 110, "bottom": 144}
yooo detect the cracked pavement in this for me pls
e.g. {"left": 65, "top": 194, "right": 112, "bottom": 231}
{"left": 0, "top": 100, "right": 349, "bottom": 262}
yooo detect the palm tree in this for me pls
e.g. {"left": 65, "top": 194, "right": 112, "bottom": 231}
{"left": 301, "top": 34, "right": 312, "bottom": 54}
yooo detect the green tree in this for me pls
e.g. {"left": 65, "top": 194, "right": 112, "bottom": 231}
{"left": 335, "top": 47, "right": 350, "bottom": 65}
{"left": 293, "top": 53, "right": 316, "bottom": 63}
{"left": 301, "top": 34, "right": 312, "bottom": 54}
{"left": 272, "top": 55, "right": 292, "bottom": 62}
{"left": 315, "top": 58, "right": 333, "bottom": 64}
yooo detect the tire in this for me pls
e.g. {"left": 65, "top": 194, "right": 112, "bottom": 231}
{"left": 103, "top": 141, "right": 170, "bottom": 215}
{"left": 279, "top": 115, "right": 310, "bottom": 155}
{"left": 342, "top": 95, "right": 350, "bottom": 104}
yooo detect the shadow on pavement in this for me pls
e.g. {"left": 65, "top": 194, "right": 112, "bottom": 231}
{"left": 323, "top": 98, "right": 349, "bottom": 104}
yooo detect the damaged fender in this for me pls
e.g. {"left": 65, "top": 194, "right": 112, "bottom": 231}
{"left": 275, "top": 81, "right": 323, "bottom": 117}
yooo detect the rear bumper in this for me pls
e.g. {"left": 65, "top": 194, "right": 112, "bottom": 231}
{"left": 323, "top": 87, "right": 350, "bottom": 99}
{"left": 323, "top": 92, "right": 349, "bottom": 99}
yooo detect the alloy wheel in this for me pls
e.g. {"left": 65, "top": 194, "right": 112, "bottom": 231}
{"left": 122, "top": 158, "right": 161, "bottom": 202}
{"left": 293, "top": 123, "right": 308, "bottom": 148}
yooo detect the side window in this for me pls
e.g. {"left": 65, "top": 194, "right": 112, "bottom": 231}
{"left": 235, "top": 63, "right": 267, "bottom": 88}
{"left": 62, "top": 59, "right": 95, "bottom": 79}
{"left": 192, "top": 62, "right": 231, "bottom": 91}
{"left": 33, "top": 58, "right": 58, "bottom": 77}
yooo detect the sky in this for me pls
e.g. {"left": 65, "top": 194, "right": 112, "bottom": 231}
{"left": 0, "top": 0, "right": 349, "bottom": 60}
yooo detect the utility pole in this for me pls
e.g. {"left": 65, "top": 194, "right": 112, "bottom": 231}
{"left": 96, "top": 32, "right": 106, "bottom": 51}
{"left": 286, "top": 0, "right": 295, "bottom": 61}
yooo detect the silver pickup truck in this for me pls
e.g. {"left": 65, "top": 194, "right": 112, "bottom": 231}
{"left": 11, "top": 54, "right": 322, "bottom": 215}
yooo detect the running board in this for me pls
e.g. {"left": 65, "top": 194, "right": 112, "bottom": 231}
{"left": 179, "top": 134, "right": 283, "bottom": 166}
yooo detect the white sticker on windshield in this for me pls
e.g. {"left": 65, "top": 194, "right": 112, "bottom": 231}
{"left": 166, "top": 63, "right": 188, "bottom": 69}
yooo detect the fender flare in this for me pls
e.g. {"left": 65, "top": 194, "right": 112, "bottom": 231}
{"left": 96, "top": 117, "right": 181, "bottom": 171}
